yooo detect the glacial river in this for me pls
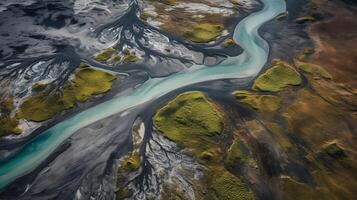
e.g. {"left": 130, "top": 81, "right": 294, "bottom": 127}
{"left": 0, "top": 0, "right": 286, "bottom": 190}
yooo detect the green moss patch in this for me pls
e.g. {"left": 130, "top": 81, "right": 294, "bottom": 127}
{"left": 0, "top": 98, "right": 21, "bottom": 137}
{"left": 211, "top": 171, "right": 254, "bottom": 200}
{"left": 153, "top": 91, "right": 257, "bottom": 199}
{"left": 184, "top": 23, "right": 224, "bottom": 43}
{"left": 0, "top": 98, "right": 14, "bottom": 113}
{"left": 298, "top": 62, "right": 332, "bottom": 79}
{"left": 223, "top": 38, "right": 235, "bottom": 47}
{"left": 120, "top": 153, "right": 141, "bottom": 172}
{"left": 253, "top": 60, "right": 302, "bottom": 92}
{"left": 95, "top": 48, "right": 116, "bottom": 62}
{"left": 225, "top": 140, "right": 246, "bottom": 168}
{"left": 17, "top": 67, "right": 116, "bottom": 122}
{"left": 233, "top": 91, "right": 281, "bottom": 112}
{"left": 17, "top": 92, "right": 67, "bottom": 122}
{"left": 0, "top": 116, "right": 21, "bottom": 137}
{"left": 61, "top": 67, "right": 116, "bottom": 105}
{"left": 154, "top": 91, "right": 224, "bottom": 159}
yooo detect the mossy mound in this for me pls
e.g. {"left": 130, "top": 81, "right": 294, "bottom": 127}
{"left": 211, "top": 171, "right": 254, "bottom": 200}
{"left": 17, "top": 67, "right": 116, "bottom": 122}
{"left": 154, "top": 91, "right": 224, "bottom": 159}
{"left": 0, "top": 98, "right": 14, "bottom": 113}
{"left": 0, "top": 116, "right": 21, "bottom": 137}
{"left": 95, "top": 48, "right": 116, "bottom": 62}
{"left": 223, "top": 38, "right": 235, "bottom": 47}
{"left": 233, "top": 91, "right": 280, "bottom": 112}
{"left": 61, "top": 67, "right": 116, "bottom": 106}
{"left": 17, "top": 92, "right": 68, "bottom": 122}
{"left": 0, "top": 98, "right": 21, "bottom": 137}
{"left": 184, "top": 23, "right": 223, "bottom": 43}
{"left": 298, "top": 62, "right": 332, "bottom": 79}
{"left": 151, "top": 91, "right": 256, "bottom": 199}
{"left": 121, "top": 153, "right": 141, "bottom": 172}
{"left": 225, "top": 140, "right": 246, "bottom": 168}
{"left": 253, "top": 60, "right": 302, "bottom": 92}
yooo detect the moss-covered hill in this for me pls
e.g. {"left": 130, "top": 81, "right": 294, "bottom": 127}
{"left": 152, "top": 91, "right": 255, "bottom": 200}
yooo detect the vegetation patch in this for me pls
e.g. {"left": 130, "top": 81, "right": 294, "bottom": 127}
{"left": 184, "top": 23, "right": 224, "bottom": 43}
{"left": 61, "top": 67, "right": 116, "bottom": 106}
{"left": 253, "top": 60, "right": 302, "bottom": 92}
{"left": 223, "top": 38, "right": 235, "bottom": 47}
{"left": 233, "top": 91, "right": 280, "bottom": 112}
{"left": 154, "top": 91, "right": 224, "bottom": 159}
{"left": 298, "top": 62, "right": 332, "bottom": 79}
{"left": 211, "top": 171, "right": 254, "bottom": 200}
{"left": 95, "top": 47, "right": 116, "bottom": 62}
{"left": 17, "top": 91, "right": 67, "bottom": 122}
{"left": 120, "top": 153, "right": 141, "bottom": 172}
{"left": 225, "top": 140, "right": 246, "bottom": 168}
{"left": 0, "top": 98, "right": 21, "bottom": 137}
{"left": 17, "top": 66, "right": 116, "bottom": 122}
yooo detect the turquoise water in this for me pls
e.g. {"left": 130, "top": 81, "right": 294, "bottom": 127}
{"left": 0, "top": 0, "right": 286, "bottom": 190}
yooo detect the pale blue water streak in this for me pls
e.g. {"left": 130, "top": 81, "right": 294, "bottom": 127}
{"left": 0, "top": 0, "right": 286, "bottom": 189}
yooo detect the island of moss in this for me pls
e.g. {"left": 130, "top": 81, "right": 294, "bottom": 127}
{"left": 0, "top": 98, "right": 21, "bottom": 137}
{"left": 298, "top": 62, "right": 332, "bottom": 79}
{"left": 184, "top": 23, "right": 224, "bottom": 43}
{"left": 154, "top": 91, "right": 224, "bottom": 159}
{"left": 212, "top": 171, "right": 254, "bottom": 200}
{"left": 223, "top": 38, "right": 235, "bottom": 47}
{"left": 253, "top": 60, "right": 302, "bottom": 92}
{"left": 225, "top": 140, "right": 247, "bottom": 168}
{"left": 233, "top": 91, "right": 281, "bottom": 112}
{"left": 153, "top": 91, "right": 255, "bottom": 199}
{"left": 17, "top": 65, "right": 116, "bottom": 122}
{"left": 95, "top": 48, "right": 116, "bottom": 62}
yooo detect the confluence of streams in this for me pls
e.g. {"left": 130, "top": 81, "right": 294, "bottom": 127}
{"left": 0, "top": 0, "right": 286, "bottom": 190}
